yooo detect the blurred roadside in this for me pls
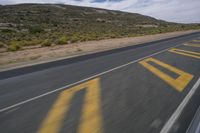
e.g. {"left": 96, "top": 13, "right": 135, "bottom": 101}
{"left": 0, "top": 30, "right": 199, "bottom": 71}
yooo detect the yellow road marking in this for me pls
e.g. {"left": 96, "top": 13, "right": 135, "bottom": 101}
{"left": 184, "top": 43, "right": 200, "bottom": 47}
{"left": 192, "top": 40, "right": 200, "bottom": 43}
{"left": 37, "top": 90, "right": 74, "bottom": 133}
{"left": 169, "top": 48, "right": 200, "bottom": 59}
{"left": 37, "top": 78, "right": 103, "bottom": 133}
{"left": 139, "top": 58, "right": 193, "bottom": 92}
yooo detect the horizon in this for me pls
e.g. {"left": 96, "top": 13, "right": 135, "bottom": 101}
{"left": 0, "top": 0, "right": 200, "bottom": 24}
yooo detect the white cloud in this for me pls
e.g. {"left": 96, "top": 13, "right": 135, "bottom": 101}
{"left": 66, "top": 0, "right": 138, "bottom": 10}
{"left": 127, "top": 0, "right": 200, "bottom": 23}
{"left": 0, "top": 0, "right": 200, "bottom": 23}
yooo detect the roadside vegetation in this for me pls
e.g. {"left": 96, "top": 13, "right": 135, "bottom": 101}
{"left": 0, "top": 4, "right": 200, "bottom": 52}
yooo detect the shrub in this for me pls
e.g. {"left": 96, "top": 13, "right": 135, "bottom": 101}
{"left": 57, "top": 36, "right": 69, "bottom": 45}
{"left": 181, "top": 25, "right": 186, "bottom": 29}
{"left": 1, "top": 28, "right": 15, "bottom": 33}
{"left": 41, "top": 39, "right": 51, "bottom": 47}
{"left": 29, "top": 26, "right": 44, "bottom": 34}
{"left": 70, "top": 35, "right": 80, "bottom": 43}
{"left": 7, "top": 43, "right": 21, "bottom": 51}
{"left": 23, "top": 39, "right": 41, "bottom": 46}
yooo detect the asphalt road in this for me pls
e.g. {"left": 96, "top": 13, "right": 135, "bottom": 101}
{"left": 0, "top": 32, "right": 200, "bottom": 133}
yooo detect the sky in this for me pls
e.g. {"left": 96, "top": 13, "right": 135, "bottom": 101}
{"left": 0, "top": 0, "right": 200, "bottom": 23}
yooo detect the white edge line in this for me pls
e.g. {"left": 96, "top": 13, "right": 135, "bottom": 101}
{"left": 160, "top": 77, "right": 200, "bottom": 133}
{"left": 0, "top": 44, "right": 181, "bottom": 113}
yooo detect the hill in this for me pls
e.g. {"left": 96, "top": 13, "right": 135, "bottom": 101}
{"left": 0, "top": 4, "right": 199, "bottom": 51}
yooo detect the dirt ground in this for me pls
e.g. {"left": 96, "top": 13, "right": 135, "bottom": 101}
{"left": 0, "top": 30, "right": 199, "bottom": 71}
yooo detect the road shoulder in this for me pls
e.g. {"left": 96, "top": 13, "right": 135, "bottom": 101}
{"left": 0, "top": 30, "right": 199, "bottom": 71}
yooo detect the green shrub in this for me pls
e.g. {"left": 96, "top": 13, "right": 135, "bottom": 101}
{"left": 23, "top": 39, "right": 41, "bottom": 46}
{"left": 1, "top": 29, "right": 15, "bottom": 33}
{"left": 29, "top": 26, "right": 44, "bottom": 34}
{"left": 70, "top": 35, "right": 80, "bottom": 43}
{"left": 7, "top": 43, "right": 21, "bottom": 51}
{"left": 41, "top": 39, "right": 51, "bottom": 47}
{"left": 57, "top": 36, "right": 69, "bottom": 45}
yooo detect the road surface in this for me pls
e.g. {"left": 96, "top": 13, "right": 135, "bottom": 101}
{"left": 0, "top": 32, "right": 200, "bottom": 133}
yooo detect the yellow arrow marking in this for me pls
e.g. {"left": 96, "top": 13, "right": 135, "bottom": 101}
{"left": 169, "top": 48, "right": 200, "bottom": 59}
{"left": 139, "top": 58, "right": 193, "bottom": 92}
{"left": 37, "top": 78, "right": 103, "bottom": 133}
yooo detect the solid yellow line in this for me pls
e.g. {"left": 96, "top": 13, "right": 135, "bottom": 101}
{"left": 169, "top": 48, "right": 200, "bottom": 59}
{"left": 37, "top": 78, "right": 103, "bottom": 133}
{"left": 139, "top": 58, "right": 193, "bottom": 92}
{"left": 184, "top": 44, "right": 200, "bottom": 47}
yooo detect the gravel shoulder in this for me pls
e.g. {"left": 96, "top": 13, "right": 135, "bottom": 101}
{"left": 0, "top": 30, "right": 199, "bottom": 71}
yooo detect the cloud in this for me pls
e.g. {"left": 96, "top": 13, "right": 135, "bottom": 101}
{"left": 127, "top": 0, "right": 200, "bottom": 23}
{"left": 0, "top": 0, "right": 200, "bottom": 23}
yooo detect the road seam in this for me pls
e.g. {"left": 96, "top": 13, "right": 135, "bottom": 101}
{"left": 160, "top": 77, "right": 200, "bottom": 133}
{"left": 0, "top": 43, "right": 182, "bottom": 113}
